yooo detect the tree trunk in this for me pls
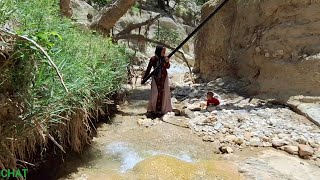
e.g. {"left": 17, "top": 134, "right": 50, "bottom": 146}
{"left": 90, "top": 0, "right": 137, "bottom": 34}
{"left": 60, "top": 0, "right": 73, "bottom": 17}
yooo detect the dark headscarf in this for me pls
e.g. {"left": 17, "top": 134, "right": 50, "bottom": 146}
{"left": 155, "top": 45, "right": 164, "bottom": 58}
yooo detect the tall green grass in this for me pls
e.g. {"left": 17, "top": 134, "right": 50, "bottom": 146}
{"left": 0, "top": 0, "right": 129, "bottom": 167}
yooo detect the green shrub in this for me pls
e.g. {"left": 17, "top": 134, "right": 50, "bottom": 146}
{"left": 131, "top": 2, "right": 140, "bottom": 14}
{"left": 0, "top": 0, "right": 17, "bottom": 24}
{"left": 155, "top": 27, "right": 182, "bottom": 46}
{"left": 0, "top": 0, "right": 130, "bottom": 167}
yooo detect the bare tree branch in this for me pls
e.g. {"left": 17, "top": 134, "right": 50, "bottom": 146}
{"left": 116, "top": 14, "right": 163, "bottom": 36}
{"left": 47, "top": 133, "right": 66, "bottom": 153}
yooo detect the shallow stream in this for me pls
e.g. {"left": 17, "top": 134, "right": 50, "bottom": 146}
{"left": 59, "top": 141, "right": 241, "bottom": 180}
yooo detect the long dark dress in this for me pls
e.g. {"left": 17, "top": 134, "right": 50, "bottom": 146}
{"left": 143, "top": 56, "right": 172, "bottom": 114}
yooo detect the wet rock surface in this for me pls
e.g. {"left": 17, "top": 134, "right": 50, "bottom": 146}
{"left": 238, "top": 150, "right": 320, "bottom": 180}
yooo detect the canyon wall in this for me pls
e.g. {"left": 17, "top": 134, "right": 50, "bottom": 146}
{"left": 195, "top": 0, "right": 320, "bottom": 97}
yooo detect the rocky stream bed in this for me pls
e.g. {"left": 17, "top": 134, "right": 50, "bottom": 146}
{"left": 56, "top": 62, "right": 320, "bottom": 180}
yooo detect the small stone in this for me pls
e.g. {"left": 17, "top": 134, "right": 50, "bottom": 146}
{"left": 216, "top": 78, "right": 223, "bottom": 83}
{"left": 137, "top": 118, "right": 155, "bottom": 127}
{"left": 272, "top": 53, "right": 278, "bottom": 57}
{"left": 298, "top": 144, "right": 314, "bottom": 157}
{"left": 188, "top": 90, "right": 199, "bottom": 98}
{"left": 203, "top": 116, "right": 217, "bottom": 124}
{"left": 251, "top": 132, "right": 259, "bottom": 137}
{"left": 265, "top": 52, "right": 270, "bottom": 58}
{"left": 220, "top": 146, "right": 233, "bottom": 154}
{"left": 171, "top": 97, "right": 178, "bottom": 103}
{"left": 262, "top": 142, "right": 272, "bottom": 147}
{"left": 224, "top": 124, "right": 234, "bottom": 129}
{"left": 214, "top": 122, "right": 223, "bottom": 130}
{"left": 162, "top": 112, "right": 175, "bottom": 121}
{"left": 310, "top": 142, "right": 319, "bottom": 148}
{"left": 283, "top": 145, "right": 299, "bottom": 155}
{"left": 183, "top": 108, "right": 195, "bottom": 119}
{"left": 207, "top": 81, "right": 216, "bottom": 87}
{"left": 277, "top": 50, "right": 284, "bottom": 56}
{"left": 225, "top": 135, "right": 236, "bottom": 142}
{"left": 234, "top": 137, "right": 244, "bottom": 145}
{"left": 250, "top": 137, "right": 261, "bottom": 147}
{"left": 278, "top": 133, "right": 287, "bottom": 139}
{"left": 202, "top": 136, "right": 214, "bottom": 142}
{"left": 297, "top": 137, "right": 308, "bottom": 145}
{"left": 222, "top": 128, "right": 228, "bottom": 134}
{"left": 308, "top": 138, "right": 315, "bottom": 145}
{"left": 262, "top": 136, "right": 270, "bottom": 142}
{"left": 237, "top": 116, "right": 246, "bottom": 123}
{"left": 137, "top": 119, "right": 144, "bottom": 126}
{"left": 244, "top": 132, "right": 252, "bottom": 140}
{"left": 272, "top": 139, "right": 288, "bottom": 147}
{"left": 187, "top": 103, "right": 201, "bottom": 111}
{"left": 314, "top": 150, "right": 320, "bottom": 159}
{"left": 255, "top": 46, "right": 261, "bottom": 53}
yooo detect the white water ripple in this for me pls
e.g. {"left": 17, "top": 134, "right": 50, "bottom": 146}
{"left": 106, "top": 142, "right": 194, "bottom": 173}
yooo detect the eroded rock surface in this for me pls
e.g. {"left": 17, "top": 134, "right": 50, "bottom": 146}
{"left": 195, "top": 0, "right": 320, "bottom": 97}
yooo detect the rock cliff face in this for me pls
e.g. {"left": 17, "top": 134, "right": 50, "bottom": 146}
{"left": 195, "top": 0, "right": 320, "bottom": 97}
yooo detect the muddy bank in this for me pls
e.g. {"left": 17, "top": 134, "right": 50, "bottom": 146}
{"left": 26, "top": 92, "right": 124, "bottom": 180}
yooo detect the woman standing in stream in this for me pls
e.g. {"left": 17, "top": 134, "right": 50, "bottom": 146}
{"left": 142, "top": 45, "right": 173, "bottom": 117}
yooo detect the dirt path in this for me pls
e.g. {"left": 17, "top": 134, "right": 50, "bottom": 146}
{"left": 56, "top": 67, "right": 320, "bottom": 179}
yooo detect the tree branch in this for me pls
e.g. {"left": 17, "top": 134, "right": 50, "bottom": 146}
{"left": 47, "top": 133, "right": 66, "bottom": 153}
{"left": 0, "top": 28, "right": 69, "bottom": 92}
{"left": 60, "top": 0, "right": 73, "bottom": 17}
{"left": 116, "top": 13, "right": 163, "bottom": 36}
{"left": 90, "top": 0, "right": 137, "bottom": 34}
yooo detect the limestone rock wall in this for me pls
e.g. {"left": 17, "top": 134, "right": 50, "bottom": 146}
{"left": 195, "top": 0, "right": 320, "bottom": 97}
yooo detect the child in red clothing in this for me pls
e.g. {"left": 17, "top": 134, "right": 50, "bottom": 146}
{"left": 206, "top": 92, "right": 220, "bottom": 106}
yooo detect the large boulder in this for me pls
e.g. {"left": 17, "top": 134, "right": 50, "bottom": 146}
{"left": 71, "top": 0, "right": 98, "bottom": 26}
{"left": 285, "top": 96, "right": 320, "bottom": 127}
{"left": 298, "top": 144, "right": 314, "bottom": 157}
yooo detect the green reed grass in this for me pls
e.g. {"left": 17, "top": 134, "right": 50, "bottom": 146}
{"left": 0, "top": 0, "right": 130, "bottom": 167}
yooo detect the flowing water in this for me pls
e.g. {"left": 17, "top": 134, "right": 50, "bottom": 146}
{"left": 94, "top": 142, "right": 194, "bottom": 174}
{"left": 59, "top": 140, "right": 242, "bottom": 180}
{"left": 55, "top": 62, "right": 320, "bottom": 180}
{"left": 57, "top": 66, "right": 243, "bottom": 179}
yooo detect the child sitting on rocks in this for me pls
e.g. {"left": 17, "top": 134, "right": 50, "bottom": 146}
{"left": 200, "top": 92, "right": 220, "bottom": 111}
{"left": 206, "top": 91, "right": 220, "bottom": 106}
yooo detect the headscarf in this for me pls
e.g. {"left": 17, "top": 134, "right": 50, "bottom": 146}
{"left": 154, "top": 45, "right": 164, "bottom": 79}
{"left": 155, "top": 45, "right": 164, "bottom": 58}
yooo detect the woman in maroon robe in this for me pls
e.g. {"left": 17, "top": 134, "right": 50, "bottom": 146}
{"left": 142, "top": 45, "right": 173, "bottom": 117}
